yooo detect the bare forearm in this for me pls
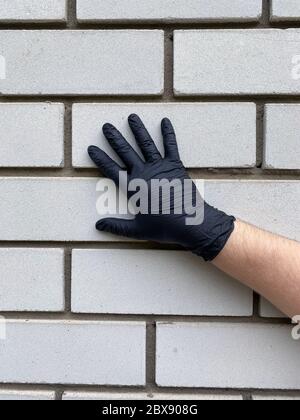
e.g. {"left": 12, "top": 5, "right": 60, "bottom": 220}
{"left": 213, "top": 220, "right": 300, "bottom": 318}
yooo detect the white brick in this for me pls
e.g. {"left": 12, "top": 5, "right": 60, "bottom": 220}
{"left": 0, "top": 31, "right": 163, "bottom": 95}
{"left": 174, "top": 30, "right": 300, "bottom": 95}
{"left": 77, "top": 0, "right": 262, "bottom": 22}
{"left": 205, "top": 181, "right": 300, "bottom": 242}
{"left": 0, "top": 179, "right": 299, "bottom": 242}
{"left": 0, "top": 391, "right": 55, "bottom": 401}
{"left": 259, "top": 298, "right": 286, "bottom": 319}
{"left": 0, "top": 103, "right": 64, "bottom": 168}
{"left": 264, "top": 105, "right": 300, "bottom": 170}
{"left": 0, "top": 0, "right": 66, "bottom": 22}
{"left": 72, "top": 250, "right": 252, "bottom": 316}
{"left": 63, "top": 392, "right": 242, "bottom": 400}
{"left": 73, "top": 103, "right": 256, "bottom": 169}
{"left": 0, "top": 321, "right": 145, "bottom": 385}
{"left": 0, "top": 249, "right": 64, "bottom": 312}
{"left": 252, "top": 394, "right": 300, "bottom": 400}
{"left": 156, "top": 323, "right": 300, "bottom": 389}
{"left": 271, "top": 0, "right": 300, "bottom": 21}
{"left": 0, "top": 178, "right": 111, "bottom": 242}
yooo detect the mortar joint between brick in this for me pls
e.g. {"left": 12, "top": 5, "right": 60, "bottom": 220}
{"left": 64, "top": 248, "right": 72, "bottom": 313}
{"left": 146, "top": 321, "right": 157, "bottom": 388}
{"left": 67, "top": 0, "right": 77, "bottom": 28}
{"left": 256, "top": 103, "right": 265, "bottom": 168}
{"left": 163, "top": 29, "right": 174, "bottom": 101}
{"left": 63, "top": 102, "right": 73, "bottom": 170}
{"left": 261, "top": 0, "right": 271, "bottom": 27}
{"left": 55, "top": 390, "right": 64, "bottom": 401}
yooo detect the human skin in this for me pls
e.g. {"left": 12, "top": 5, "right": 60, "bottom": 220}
{"left": 213, "top": 220, "right": 300, "bottom": 318}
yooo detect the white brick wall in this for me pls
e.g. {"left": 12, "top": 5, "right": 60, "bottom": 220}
{"left": 73, "top": 103, "right": 256, "bottom": 169}
{"left": 0, "top": 31, "right": 164, "bottom": 95}
{"left": 156, "top": 323, "right": 300, "bottom": 389}
{"left": 259, "top": 298, "right": 285, "bottom": 318}
{"left": 174, "top": 30, "right": 300, "bottom": 95}
{"left": 77, "top": 0, "right": 262, "bottom": 22}
{"left": 0, "top": 249, "right": 64, "bottom": 312}
{"left": 0, "top": 0, "right": 299, "bottom": 401}
{"left": 264, "top": 105, "right": 300, "bottom": 169}
{"left": 0, "top": 321, "right": 145, "bottom": 385}
{"left": 0, "top": 0, "right": 66, "bottom": 22}
{"left": 0, "top": 103, "right": 64, "bottom": 168}
{"left": 63, "top": 392, "right": 242, "bottom": 400}
{"left": 252, "top": 394, "right": 300, "bottom": 400}
{"left": 271, "top": 0, "right": 300, "bottom": 21}
{"left": 72, "top": 250, "right": 252, "bottom": 316}
{"left": 0, "top": 390, "right": 55, "bottom": 400}
{"left": 0, "top": 179, "right": 299, "bottom": 242}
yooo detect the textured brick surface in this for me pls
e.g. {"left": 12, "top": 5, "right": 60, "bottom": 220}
{"left": 252, "top": 394, "right": 300, "bottom": 400}
{"left": 259, "top": 298, "right": 286, "bottom": 318}
{"left": 0, "top": 391, "right": 55, "bottom": 401}
{"left": 73, "top": 103, "right": 256, "bottom": 169}
{"left": 0, "top": 103, "right": 64, "bottom": 168}
{"left": 72, "top": 250, "right": 252, "bottom": 316}
{"left": 174, "top": 30, "right": 300, "bottom": 95}
{"left": 0, "top": 321, "right": 146, "bottom": 385}
{"left": 0, "top": 31, "right": 164, "bottom": 95}
{"left": 205, "top": 181, "right": 300, "bottom": 241}
{"left": 0, "top": 179, "right": 299, "bottom": 242}
{"left": 0, "top": 249, "right": 64, "bottom": 312}
{"left": 271, "top": 0, "right": 300, "bottom": 21}
{"left": 0, "top": 0, "right": 66, "bottom": 22}
{"left": 63, "top": 392, "right": 242, "bottom": 400}
{"left": 1, "top": 0, "right": 299, "bottom": 398}
{"left": 156, "top": 323, "right": 300, "bottom": 389}
{"left": 264, "top": 105, "right": 300, "bottom": 169}
{"left": 77, "top": 0, "right": 262, "bottom": 22}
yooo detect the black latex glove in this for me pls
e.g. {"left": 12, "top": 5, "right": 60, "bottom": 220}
{"left": 88, "top": 114, "right": 235, "bottom": 261}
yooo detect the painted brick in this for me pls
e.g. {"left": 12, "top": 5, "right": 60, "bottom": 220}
{"left": 0, "top": 103, "right": 64, "bottom": 168}
{"left": 63, "top": 392, "right": 242, "bottom": 400}
{"left": 77, "top": 0, "right": 262, "bottom": 22}
{"left": 0, "top": 391, "right": 55, "bottom": 401}
{"left": 264, "top": 105, "right": 300, "bottom": 170}
{"left": 156, "top": 323, "right": 300, "bottom": 389}
{"left": 271, "top": 0, "right": 300, "bottom": 21}
{"left": 0, "top": 179, "right": 299, "bottom": 242}
{"left": 72, "top": 250, "right": 252, "bottom": 316}
{"left": 73, "top": 103, "right": 256, "bottom": 169}
{"left": 0, "top": 321, "right": 145, "bottom": 385}
{"left": 259, "top": 298, "right": 286, "bottom": 318}
{"left": 252, "top": 394, "right": 300, "bottom": 400}
{"left": 0, "top": 249, "right": 64, "bottom": 312}
{"left": 174, "top": 29, "right": 300, "bottom": 95}
{"left": 0, "top": 31, "right": 163, "bottom": 95}
{"left": 204, "top": 181, "right": 300, "bottom": 242}
{"left": 0, "top": 0, "right": 66, "bottom": 22}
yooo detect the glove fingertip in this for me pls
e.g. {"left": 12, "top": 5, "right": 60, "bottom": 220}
{"left": 88, "top": 145, "right": 98, "bottom": 155}
{"left": 102, "top": 122, "right": 114, "bottom": 133}
{"left": 96, "top": 219, "right": 107, "bottom": 231}
{"left": 161, "top": 117, "right": 172, "bottom": 129}
{"left": 128, "top": 113, "right": 139, "bottom": 122}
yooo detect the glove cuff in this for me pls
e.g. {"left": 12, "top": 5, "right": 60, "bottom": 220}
{"left": 191, "top": 205, "right": 236, "bottom": 261}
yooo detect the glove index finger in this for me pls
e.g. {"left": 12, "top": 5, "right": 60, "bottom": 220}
{"left": 88, "top": 145, "right": 123, "bottom": 186}
{"left": 103, "top": 123, "right": 143, "bottom": 170}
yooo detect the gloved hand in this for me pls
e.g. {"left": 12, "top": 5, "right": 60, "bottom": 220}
{"left": 88, "top": 114, "right": 235, "bottom": 261}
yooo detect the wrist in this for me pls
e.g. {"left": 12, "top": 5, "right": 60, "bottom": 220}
{"left": 190, "top": 204, "right": 236, "bottom": 261}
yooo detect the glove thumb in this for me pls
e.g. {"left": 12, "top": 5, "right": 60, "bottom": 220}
{"left": 96, "top": 218, "right": 139, "bottom": 239}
